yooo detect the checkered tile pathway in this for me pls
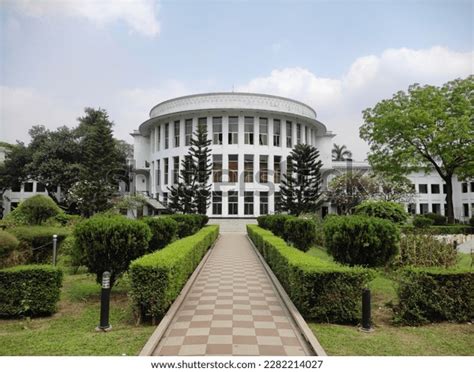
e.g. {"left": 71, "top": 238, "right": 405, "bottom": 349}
{"left": 153, "top": 232, "right": 312, "bottom": 356}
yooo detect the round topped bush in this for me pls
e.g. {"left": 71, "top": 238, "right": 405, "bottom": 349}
{"left": 0, "top": 230, "right": 19, "bottom": 258}
{"left": 6, "top": 195, "right": 62, "bottom": 225}
{"left": 354, "top": 200, "right": 408, "bottom": 224}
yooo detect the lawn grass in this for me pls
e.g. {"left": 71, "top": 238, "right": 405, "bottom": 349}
{"left": 0, "top": 273, "right": 154, "bottom": 356}
{"left": 306, "top": 247, "right": 474, "bottom": 356}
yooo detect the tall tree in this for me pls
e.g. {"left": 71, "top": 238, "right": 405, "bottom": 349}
{"left": 0, "top": 142, "right": 31, "bottom": 194}
{"left": 360, "top": 76, "right": 474, "bottom": 223}
{"left": 280, "top": 144, "right": 323, "bottom": 216}
{"left": 332, "top": 144, "right": 352, "bottom": 161}
{"left": 168, "top": 123, "right": 212, "bottom": 214}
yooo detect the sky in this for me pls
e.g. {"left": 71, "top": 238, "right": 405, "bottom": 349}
{"left": 0, "top": 0, "right": 472, "bottom": 160}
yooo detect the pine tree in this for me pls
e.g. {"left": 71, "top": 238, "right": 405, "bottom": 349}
{"left": 280, "top": 144, "right": 323, "bottom": 216}
{"left": 168, "top": 123, "right": 212, "bottom": 214}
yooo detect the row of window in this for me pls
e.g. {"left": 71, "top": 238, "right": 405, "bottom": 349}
{"left": 10, "top": 182, "right": 49, "bottom": 193}
{"left": 211, "top": 191, "right": 279, "bottom": 215}
{"left": 418, "top": 182, "right": 474, "bottom": 194}
{"left": 407, "top": 202, "right": 474, "bottom": 217}
{"left": 153, "top": 154, "right": 285, "bottom": 186}
{"left": 150, "top": 116, "right": 314, "bottom": 152}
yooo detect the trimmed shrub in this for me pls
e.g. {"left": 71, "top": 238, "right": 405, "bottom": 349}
{"left": 130, "top": 225, "right": 219, "bottom": 321}
{"left": 413, "top": 215, "right": 433, "bottom": 228}
{"left": 283, "top": 218, "right": 317, "bottom": 252}
{"left": 401, "top": 225, "right": 474, "bottom": 235}
{"left": 247, "top": 225, "right": 372, "bottom": 323}
{"left": 257, "top": 215, "right": 271, "bottom": 230}
{"left": 323, "top": 215, "right": 400, "bottom": 267}
{"left": 354, "top": 200, "right": 408, "bottom": 224}
{"left": 395, "top": 267, "right": 474, "bottom": 325}
{"left": 424, "top": 213, "right": 447, "bottom": 226}
{"left": 168, "top": 214, "right": 201, "bottom": 238}
{"left": 8, "top": 226, "right": 70, "bottom": 263}
{"left": 0, "top": 265, "right": 63, "bottom": 316}
{"left": 74, "top": 215, "right": 152, "bottom": 285}
{"left": 197, "top": 214, "right": 209, "bottom": 228}
{"left": 257, "top": 214, "right": 294, "bottom": 239}
{"left": 0, "top": 230, "right": 19, "bottom": 258}
{"left": 397, "top": 233, "right": 457, "bottom": 268}
{"left": 6, "top": 195, "right": 62, "bottom": 225}
{"left": 142, "top": 217, "right": 179, "bottom": 251}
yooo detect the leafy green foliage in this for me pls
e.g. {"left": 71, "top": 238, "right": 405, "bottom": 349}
{"left": 360, "top": 76, "right": 474, "bottom": 223}
{"left": 129, "top": 225, "right": 219, "bottom": 321}
{"left": 395, "top": 267, "right": 474, "bottom": 325}
{"left": 423, "top": 213, "right": 447, "bottom": 226}
{"left": 0, "top": 142, "right": 31, "bottom": 194}
{"left": 397, "top": 233, "right": 457, "bottom": 268}
{"left": 402, "top": 224, "right": 474, "bottom": 235}
{"left": 283, "top": 218, "right": 317, "bottom": 252}
{"left": 0, "top": 230, "right": 19, "bottom": 258}
{"left": 167, "top": 214, "right": 202, "bottom": 238}
{"left": 247, "top": 225, "right": 372, "bottom": 323}
{"left": 257, "top": 214, "right": 294, "bottom": 239}
{"left": 8, "top": 195, "right": 62, "bottom": 225}
{"left": 354, "top": 200, "right": 409, "bottom": 224}
{"left": 0, "top": 265, "right": 63, "bottom": 316}
{"left": 412, "top": 215, "right": 433, "bottom": 228}
{"left": 280, "top": 144, "right": 323, "bottom": 216}
{"left": 142, "top": 217, "right": 178, "bottom": 251}
{"left": 73, "top": 215, "right": 152, "bottom": 286}
{"left": 323, "top": 215, "right": 400, "bottom": 267}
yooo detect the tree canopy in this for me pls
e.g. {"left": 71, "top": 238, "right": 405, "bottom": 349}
{"left": 360, "top": 75, "right": 474, "bottom": 222}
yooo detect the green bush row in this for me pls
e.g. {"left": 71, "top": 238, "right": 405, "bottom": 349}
{"left": 401, "top": 225, "right": 474, "bottom": 235}
{"left": 0, "top": 265, "right": 63, "bottom": 316}
{"left": 323, "top": 215, "right": 400, "bottom": 267}
{"left": 0, "top": 230, "right": 19, "bottom": 258}
{"left": 247, "top": 225, "right": 372, "bottom": 323}
{"left": 395, "top": 267, "right": 474, "bottom": 325}
{"left": 142, "top": 217, "right": 179, "bottom": 251}
{"left": 129, "top": 225, "right": 219, "bottom": 321}
{"left": 257, "top": 215, "right": 317, "bottom": 252}
{"left": 167, "top": 214, "right": 208, "bottom": 238}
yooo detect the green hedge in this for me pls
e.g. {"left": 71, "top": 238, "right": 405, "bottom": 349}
{"left": 0, "top": 265, "right": 63, "bottom": 316}
{"left": 167, "top": 214, "right": 203, "bottom": 238}
{"left": 247, "top": 225, "right": 372, "bottom": 323}
{"left": 0, "top": 230, "right": 19, "bottom": 258}
{"left": 283, "top": 218, "right": 317, "bottom": 252}
{"left": 130, "top": 225, "right": 219, "bottom": 321}
{"left": 412, "top": 215, "right": 433, "bottom": 228}
{"left": 354, "top": 200, "right": 408, "bottom": 224}
{"left": 323, "top": 215, "right": 400, "bottom": 267}
{"left": 257, "top": 214, "right": 295, "bottom": 239}
{"left": 142, "top": 217, "right": 179, "bottom": 251}
{"left": 395, "top": 267, "right": 474, "bottom": 325}
{"left": 401, "top": 225, "right": 474, "bottom": 235}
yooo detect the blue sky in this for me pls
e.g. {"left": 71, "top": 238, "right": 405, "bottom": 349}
{"left": 1, "top": 0, "right": 472, "bottom": 159}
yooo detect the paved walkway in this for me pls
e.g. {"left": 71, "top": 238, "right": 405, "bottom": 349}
{"left": 153, "top": 233, "right": 311, "bottom": 356}
{"left": 208, "top": 219, "right": 257, "bottom": 233}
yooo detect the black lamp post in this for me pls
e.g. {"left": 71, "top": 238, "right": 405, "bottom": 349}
{"left": 96, "top": 271, "right": 112, "bottom": 332}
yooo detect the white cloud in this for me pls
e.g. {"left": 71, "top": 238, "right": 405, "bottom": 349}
{"left": 238, "top": 46, "right": 473, "bottom": 159}
{"left": 9, "top": 0, "right": 160, "bottom": 37}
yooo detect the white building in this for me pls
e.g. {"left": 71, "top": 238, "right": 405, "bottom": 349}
{"left": 131, "top": 92, "right": 473, "bottom": 220}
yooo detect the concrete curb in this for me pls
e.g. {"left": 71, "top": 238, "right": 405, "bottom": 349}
{"left": 139, "top": 234, "right": 221, "bottom": 356}
{"left": 246, "top": 235, "right": 327, "bottom": 356}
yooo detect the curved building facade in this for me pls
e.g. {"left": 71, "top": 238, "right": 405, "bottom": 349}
{"left": 132, "top": 92, "right": 335, "bottom": 217}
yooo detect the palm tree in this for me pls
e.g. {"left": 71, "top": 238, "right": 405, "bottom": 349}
{"left": 332, "top": 144, "right": 352, "bottom": 161}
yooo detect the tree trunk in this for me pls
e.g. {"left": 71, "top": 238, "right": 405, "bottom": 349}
{"left": 444, "top": 175, "right": 455, "bottom": 224}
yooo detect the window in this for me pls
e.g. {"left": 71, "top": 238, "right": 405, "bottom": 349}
{"left": 420, "top": 203, "right": 429, "bottom": 214}
{"left": 274, "top": 192, "right": 282, "bottom": 213}
{"left": 260, "top": 191, "right": 268, "bottom": 215}
{"left": 212, "top": 191, "right": 222, "bottom": 215}
{"left": 183, "top": 155, "right": 193, "bottom": 184}
{"left": 462, "top": 182, "right": 468, "bottom": 193}
{"left": 173, "top": 156, "right": 179, "bottom": 184}
{"left": 163, "top": 192, "right": 168, "bottom": 206}
{"left": 164, "top": 123, "right": 169, "bottom": 149}
{"left": 156, "top": 160, "right": 160, "bottom": 186}
{"left": 157, "top": 125, "right": 161, "bottom": 151}
{"left": 304, "top": 126, "right": 309, "bottom": 144}
{"left": 36, "top": 183, "right": 46, "bottom": 192}
{"left": 213, "top": 154, "right": 222, "bottom": 182}
{"left": 198, "top": 117, "right": 207, "bottom": 131}
{"left": 174, "top": 121, "right": 180, "bottom": 147}
{"left": 11, "top": 183, "right": 21, "bottom": 192}
{"left": 164, "top": 158, "right": 169, "bottom": 184}
{"left": 244, "top": 154, "right": 254, "bottom": 182}
{"left": 228, "top": 191, "right": 238, "bottom": 215}
{"left": 463, "top": 203, "right": 469, "bottom": 217}
{"left": 228, "top": 155, "right": 238, "bottom": 183}
{"left": 244, "top": 191, "right": 254, "bottom": 215}
{"left": 296, "top": 123, "right": 301, "bottom": 144}
{"left": 418, "top": 184, "right": 428, "bottom": 193}
{"left": 286, "top": 121, "right": 292, "bottom": 147}
{"left": 24, "top": 182, "right": 33, "bottom": 192}
{"left": 432, "top": 203, "right": 441, "bottom": 214}
{"left": 274, "top": 156, "right": 281, "bottom": 183}
{"left": 407, "top": 203, "right": 416, "bottom": 214}
{"left": 212, "top": 117, "right": 223, "bottom": 145}
{"left": 471, "top": 182, "right": 474, "bottom": 193}
{"left": 273, "top": 119, "right": 281, "bottom": 147}
{"left": 244, "top": 117, "right": 254, "bottom": 145}
{"left": 286, "top": 155, "right": 293, "bottom": 176}
{"left": 443, "top": 184, "right": 447, "bottom": 194}
{"left": 431, "top": 184, "right": 440, "bottom": 194}
{"left": 259, "top": 118, "right": 268, "bottom": 145}
{"left": 185, "top": 119, "right": 193, "bottom": 146}
{"left": 228, "top": 116, "right": 238, "bottom": 144}
{"left": 259, "top": 155, "right": 268, "bottom": 183}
